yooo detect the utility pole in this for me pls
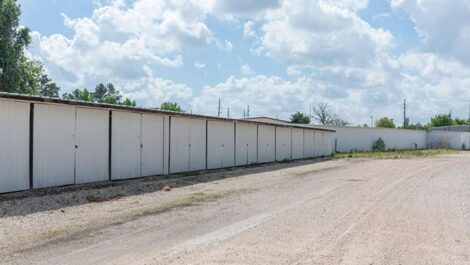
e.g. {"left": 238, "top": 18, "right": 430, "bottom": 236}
{"left": 217, "top": 98, "right": 221, "bottom": 117}
{"left": 243, "top": 109, "right": 246, "bottom": 118}
{"left": 227, "top": 108, "right": 230, "bottom": 118}
{"left": 468, "top": 100, "right": 470, "bottom": 132}
{"left": 247, "top": 105, "right": 250, "bottom": 118}
{"left": 370, "top": 116, "right": 374, "bottom": 127}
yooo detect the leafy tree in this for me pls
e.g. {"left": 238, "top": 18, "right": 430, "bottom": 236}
{"left": 0, "top": 0, "right": 60, "bottom": 96}
{"left": 405, "top": 122, "right": 429, "bottom": 131}
{"left": 160, "top": 102, "right": 183, "bottom": 112}
{"left": 330, "top": 116, "right": 349, "bottom": 126}
{"left": 62, "top": 88, "right": 93, "bottom": 101}
{"left": 452, "top": 117, "right": 468, "bottom": 125}
{"left": 372, "top": 137, "right": 386, "bottom": 151}
{"left": 430, "top": 114, "right": 452, "bottom": 127}
{"left": 375, "top": 117, "right": 396, "bottom": 128}
{"left": 62, "top": 82, "right": 136, "bottom": 106}
{"left": 121, "top": 98, "right": 136, "bottom": 107}
{"left": 290, "top": 111, "right": 310, "bottom": 124}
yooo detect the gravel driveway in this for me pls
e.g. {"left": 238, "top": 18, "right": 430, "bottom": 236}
{"left": 1, "top": 155, "right": 469, "bottom": 264}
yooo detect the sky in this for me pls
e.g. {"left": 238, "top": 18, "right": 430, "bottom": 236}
{"left": 18, "top": 0, "right": 470, "bottom": 125}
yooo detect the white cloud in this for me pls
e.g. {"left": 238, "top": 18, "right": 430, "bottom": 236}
{"left": 240, "top": 64, "right": 255, "bottom": 75}
{"left": 29, "top": 0, "right": 212, "bottom": 89}
{"left": 391, "top": 0, "right": 470, "bottom": 65}
{"left": 258, "top": 0, "right": 392, "bottom": 69}
{"left": 194, "top": 62, "right": 206, "bottom": 69}
{"left": 215, "top": 39, "right": 233, "bottom": 52}
{"left": 211, "top": 0, "right": 281, "bottom": 17}
{"left": 243, "top": 21, "right": 256, "bottom": 39}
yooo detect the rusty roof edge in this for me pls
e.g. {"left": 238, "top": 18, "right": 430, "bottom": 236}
{"left": 0, "top": 92, "right": 335, "bottom": 132}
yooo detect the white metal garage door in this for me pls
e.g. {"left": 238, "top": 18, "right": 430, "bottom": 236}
{"left": 304, "top": 130, "right": 315, "bottom": 158}
{"left": 276, "top": 127, "right": 292, "bottom": 161}
{"left": 169, "top": 117, "right": 190, "bottom": 173}
{"left": 207, "top": 121, "right": 235, "bottom": 169}
{"left": 75, "top": 108, "right": 109, "bottom": 184}
{"left": 189, "top": 119, "right": 207, "bottom": 171}
{"left": 34, "top": 104, "right": 76, "bottom": 188}
{"left": 292, "top": 128, "right": 304, "bottom": 159}
{"left": 257, "top": 125, "right": 275, "bottom": 163}
{"left": 112, "top": 111, "right": 141, "bottom": 180}
{"left": 0, "top": 100, "right": 30, "bottom": 193}
{"left": 314, "top": 130, "right": 323, "bottom": 157}
{"left": 322, "top": 131, "right": 332, "bottom": 156}
{"left": 141, "top": 114, "right": 164, "bottom": 177}
{"left": 235, "top": 123, "right": 258, "bottom": 166}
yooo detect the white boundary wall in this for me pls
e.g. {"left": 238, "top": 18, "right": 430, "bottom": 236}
{"left": 428, "top": 131, "right": 470, "bottom": 150}
{"left": 328, "top": 126, "right": 428, "bottom": 152}
{"left": 0, "top": 96, "right": 333, "bottom": 194}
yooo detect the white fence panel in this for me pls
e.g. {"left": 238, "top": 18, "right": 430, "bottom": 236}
{"left": 0, "top": 100, "right": 30, "bottom": 193}
{"left": 111, "top": 111, "right": 141, "bottom": 180}
{"left": 304, "top": 130, "right": 315, "bottom": 158}
{"left": 189, "top": 119, "right": 207, "bottom": 171}
{"left": 75, "top": 108, "right": 109, "bottom": 184}
{"left": 292, "top": 128, "right": 304, "bottom": 159}
{"left": 141, "top": 114, "right": 164, "bottom": 176}
{"left": 207, "top": 121, "right": 235, "bottom": 169}
{"left": 276, "top": 127, "right": 292, "bottom": 161}
{"left": 258, "top": 125, "right": 275, "bottom": 163}
{"left": 170, "top": 117, "right": 190, "bottom": 173}
{"left": 235, "top": 123, "right": 258, "bottom": 166}
{"left": 33, "top": 104, "right": 75, "bottom": 188}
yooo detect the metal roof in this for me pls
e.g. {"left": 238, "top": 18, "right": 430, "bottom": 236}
{"left": 0, "top": 92, "right": 335, "bottom": 132}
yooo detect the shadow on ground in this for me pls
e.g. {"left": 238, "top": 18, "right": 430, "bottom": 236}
{"left": 0, "top": 157, "right": 330, "bottom": 218}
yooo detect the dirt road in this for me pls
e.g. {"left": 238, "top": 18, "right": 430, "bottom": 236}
{"left": 1, "top": 155, "right": 469, "bottom": 264}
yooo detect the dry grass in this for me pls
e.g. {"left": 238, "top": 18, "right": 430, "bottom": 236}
{"left": 333, "top": 149, "right": 458, "bottom": 160}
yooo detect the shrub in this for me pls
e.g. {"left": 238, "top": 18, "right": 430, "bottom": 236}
{"left": 462, "top": 143, "right": 466, "bottom": 150}
{"left": 372, "top": 137, "right": 386, "bottom": 152}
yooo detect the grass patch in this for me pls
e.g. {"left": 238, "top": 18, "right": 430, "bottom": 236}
{"left": 181, "top": 171, "right": 200, "bottom": 177}
{"left": 333, "top": 149, "right": 457, "bottom": 160}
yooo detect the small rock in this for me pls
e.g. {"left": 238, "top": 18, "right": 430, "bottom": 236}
{"left": 162, "top": 185, "right": 172, "bottom": 192}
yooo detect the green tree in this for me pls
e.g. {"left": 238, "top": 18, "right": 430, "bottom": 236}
{"left": 452, "top": 117, "right": 468, "bottom": 125}
{"left": 312, "top": 102, "right": 348, "bottom": 126}
{"left": 290, "top": 111, "right": 310, "bottom": 124}
{"left": 0, "top": 0, "right": 60, "bottom": 96}
{"left": 430, "top": 114, "right": 452, "bottom": 127}
{"left": 375, "top": 117, "right": 396, "bottom": 128}
{"left": 121, "top": 98, "right": 136, "bottom": 107}
{"left": 62, "top": 88, "right": 93, "bottom": 101}
{"left": 160, "top": 102, "right": 183, "bottom": 112}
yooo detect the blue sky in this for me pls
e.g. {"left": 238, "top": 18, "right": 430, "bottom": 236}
{"left": 18, "top": 0, "right": 470, "bottom": 125}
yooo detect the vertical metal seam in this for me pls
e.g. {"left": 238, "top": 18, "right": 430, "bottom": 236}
{"left": 234, "top": 122, "right": 237, "bottom": 166}
{"left": 168, "top": 116, "right": 171, "bottom": 174}
{"left": 108, "top": 110, "right": 112, "bottom": 181}
{"left": 73, "top": 107, "right": 77, "bottom": 184}
{"left": 256, "top": 125, "right": 259, "bottom": 164}
{"left": 140, "top": 113, "right": 143, "bottom": 178}
{"left": 29, "top": 103, "right": 34, "bottom": 190}
{"left": 274, "top": 126, "right": 277, "bottom": 162}
{"left": 205, "top": 119, "right": 208, "bottom": 170}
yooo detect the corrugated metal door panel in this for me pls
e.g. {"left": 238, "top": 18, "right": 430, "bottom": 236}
{"left": 323, "top": 132, "right": 332, "bottom": 155}
{"left": 0, "top": 100, "right": 30, "bottom": 193}
{"left": 235, "top": 123, "right": 257, "bottom": 166}
{"left": 304, "top": 130, "right": 315, "bottom": 158}
{"left": 314, "top": 130, "right": 322, "bottom": 157}
{"left": 207, "top": 121, "right": 234, "bottom": 169}
{"left": 141, "top": 114, "right": 164, "bottom": 176}
{"left": 292, "top": 128, "right": 304, "bottom": 159}
{"left": 258, "top": 125, "right": 275, "bottom": 163}
{"left": 170, "top": 117, "right": 190, "bottom": 173}
{"left": 75, "top": 108, "right": 109, "bottom": 184}
{"left": 111, "top": 111, "right": 141, "bottom": 180}
{"left": 33, "top": 104, "right": 75, "bottom": 188}
{"left": 189, "top": 119, "right": 206, "bottom": 171}
{"left": 276, "top": 127, "right": 292, "bottom": 161}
